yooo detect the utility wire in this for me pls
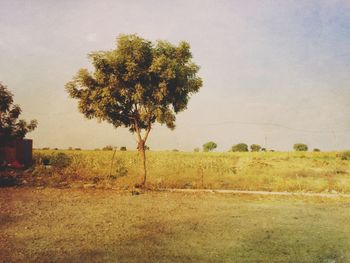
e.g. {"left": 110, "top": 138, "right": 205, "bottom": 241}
{"left": 23, "top": 107, "right": 350, "bottom": 134}
{"left": 177, "top": 120, "right": 350, "bottom": 134}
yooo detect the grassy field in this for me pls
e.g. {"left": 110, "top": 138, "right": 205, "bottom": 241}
{"left": 24, "top": 150, "right": 350, "bottom": 193}
{"left": 1, "top": 188, "right": 350, "bottom": 262}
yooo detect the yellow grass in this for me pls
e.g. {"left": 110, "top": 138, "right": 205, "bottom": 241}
{"left": 31, "top": 150, "right": 350, "bottom": 193}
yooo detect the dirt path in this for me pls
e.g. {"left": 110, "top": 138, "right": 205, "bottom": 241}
{"left": 160, "top": 188, "right": 350, "bottom": 198}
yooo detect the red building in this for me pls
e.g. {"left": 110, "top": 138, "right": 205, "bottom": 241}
{"left": 0, "top": 139, "right": 33, "bottom": 168}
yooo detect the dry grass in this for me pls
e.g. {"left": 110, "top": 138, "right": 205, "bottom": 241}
{"left": 1, "top": 188, "right": 350, "bottom": 262}
{"left": 26, "top": 150, "right": 350, "bottom": 193}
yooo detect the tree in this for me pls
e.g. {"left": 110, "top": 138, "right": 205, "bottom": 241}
{"left": 203, "top": 141, "right": 217, "bottom": 152}
{"left": 194, "top": 147, "right": 200, "bottom": 152}
{"left": 120, "top": 146, "right": 127, "bottom": 151}
{"left": 102, "top": 145, "right": 114, "bottom": 151}
{"left": 66, "top": 34, "right": 202, "bottom": 186}
{"left": 231, "top": 143, "right": 248, "bottom": 152}
{"left": 0, "top": 82, "right": 37, "bottom": 144}
{"left": 293, "top": 143, "right": 308, "bottom": 152}
{"left": 250, "top": 144, "right": 261, "bottom": 152}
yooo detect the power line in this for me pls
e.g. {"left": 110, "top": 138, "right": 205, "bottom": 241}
{"left": 178, "top": 120, "right": 350, "bottom": 134}
{"left": 23, "top": 109, "right": 350, "bottom": 134}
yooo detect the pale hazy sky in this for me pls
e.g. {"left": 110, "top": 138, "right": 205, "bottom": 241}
{"left": 1, "top": 0, "right": 349, "bottom": 151}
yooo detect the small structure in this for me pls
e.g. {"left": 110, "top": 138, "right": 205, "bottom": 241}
{"left": 0, "top": 139, "right": 33, "bottom": 168}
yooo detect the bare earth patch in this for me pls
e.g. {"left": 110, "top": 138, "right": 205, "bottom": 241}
{"left": 1, "top": 188, "right": 350, "bottom": 262}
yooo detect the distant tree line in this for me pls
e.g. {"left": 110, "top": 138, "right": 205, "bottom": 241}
{"left": 194, "top": 141, "right": 319, "bottom": 152}
{"left": 42, "top": 143, "right": 319, "bottom": 153}
{"left": 98, "top": 145, "right": 149, "bottom": 151}
{"left": 40, "top": 145, "right": 154, "bottom": 151}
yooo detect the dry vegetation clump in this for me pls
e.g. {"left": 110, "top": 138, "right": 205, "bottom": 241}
{"left": 338, "top": 150, "right": 350, "bottom": 160}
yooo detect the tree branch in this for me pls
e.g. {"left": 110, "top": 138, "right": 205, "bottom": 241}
{"left": 132, "top": 103, "right": 142, "bottom": 142}
{"left": 143, "top": 125, "right": 151, "bottom": 142}
{"left": 133, "top": 119, "right": 142, "bottom": 142}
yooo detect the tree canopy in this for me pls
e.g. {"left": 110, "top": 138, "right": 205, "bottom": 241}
{"left": 231, "top": 143, "right": 248, "bottom": 152}
{"left": 250, "top": 144, "right": 262, "bottom": 152}
{"left": 0, "top": 82, "right": 37, "bottom": 143}
{"left": 66, "top": 34, "right": 202, "bottom": 185}
{"left": 293, "top": 143, "right": 308, "bottom": 152}
{"left": 66, "top": 34, "right": 202, "bottom": 133}
{"left": 203, "top": 141, "right": 217, "bottom": 152}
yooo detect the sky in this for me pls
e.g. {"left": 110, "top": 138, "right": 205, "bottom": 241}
{"left": 0, "top": 0, "right": 349, "bottom": 151}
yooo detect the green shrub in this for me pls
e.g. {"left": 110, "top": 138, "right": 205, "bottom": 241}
{"left": 33, "top": 152, "right": 72, "bottom": 168}
{"left": 103, "top": 145, "right": 114, "bottom": 151}
{"left": 203, "top": 141, "right": 217, "bottom": 152}
{"left": 115, "top": 166, "right": 128, "bottom": 177}
{"left": 109, "top": 158, "right": 128, "bottom": 179}
{"left": 50, "top": 153, "right": 72, "bottom": 168}
{"left": 231, "top": 143, "right": 248, "bottom": 152}
{"left": 33, "top": 153, "right": 51, "bottom": 165}
{"left": 293, "top": 143, "right": 308, "bottom": 151}
{"left": 339, "top": 151, "right": 350, "bottom": 160}
{"left": 250, "top": 144, "right": 262, "bottom": 152}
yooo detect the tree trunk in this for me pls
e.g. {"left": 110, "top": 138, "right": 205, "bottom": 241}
{"left": 138, "top": 139, "right": 147, "bottom": 186}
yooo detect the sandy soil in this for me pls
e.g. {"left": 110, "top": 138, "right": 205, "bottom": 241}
{"left": 1, "top": 188, "right": 350, "bottom": 262}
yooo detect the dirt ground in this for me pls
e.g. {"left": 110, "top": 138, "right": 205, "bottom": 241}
{"left": 1, "top": 188, "right": 350, "bottom": 262}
